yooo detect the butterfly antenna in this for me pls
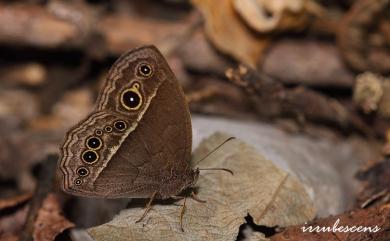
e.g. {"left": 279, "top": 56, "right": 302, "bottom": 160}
{"left": 197, "top": 167, "right": 233, "bottom": 175}
{"left": 194, "top": 137, "right": 235, "bottom": 175}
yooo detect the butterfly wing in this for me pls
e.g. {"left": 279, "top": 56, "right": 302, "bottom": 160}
{"left": 58, "top": 46, "right": 193, "bottom": 198}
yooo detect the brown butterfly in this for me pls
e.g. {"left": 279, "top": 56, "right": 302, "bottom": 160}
{"left": 58, "top": 45, "right": 232, "bottom": 228}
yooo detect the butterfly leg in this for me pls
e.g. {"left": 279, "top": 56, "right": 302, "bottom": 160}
{"left": 179, "top": 196, "right": 187, "bottom": 232}
{"left": 190, "top": 191, "right": 206, "bottom": 203}
{"left": 135, "top": 190, "right": 158, "bottom": 223}
{"left": 171, "top": 195, "right": 185, "bottom": 200}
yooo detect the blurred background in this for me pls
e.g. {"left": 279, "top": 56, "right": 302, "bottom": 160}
{"left": 0, "top": 0, "right": 389, "bottom": 240}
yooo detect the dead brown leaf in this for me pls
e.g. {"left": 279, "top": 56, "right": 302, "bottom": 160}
{"left": 191, "top": 0, "right": 268, "bottom": 67}
{"left": 33, "top": 193, "right": 74, "bottom": 241}
{"left": 0, "top": 193, "right": 31, "bottom": 210}
{"left": 88, "top": 132, "right": 315, "bottom": 241}
{"left": 233, "top": 0, "right": 323, "bottom": 33}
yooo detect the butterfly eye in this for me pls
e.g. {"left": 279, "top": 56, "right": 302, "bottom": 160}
{"left": 86, "top": 137, "right": 102, "bottom": 150}
{"left": 120, "top": 88, "right": 142, "bottom": 110}
{"left": 114, "top": 120, "right": 127, "bottom": 131}
{"left": 138, "top": 63, "right": 153, "bottom": 77}
{"left": 82, "top": 150, "right": 99, "bottom": 164}
{"left": 77, "top": 167, "right": 89, "bottom": 177}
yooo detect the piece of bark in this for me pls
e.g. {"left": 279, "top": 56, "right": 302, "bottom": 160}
{"left": 261, "top": 40, "right": 354, "bottom": 87}
{"left": 191, "top": 0, "right": 269, "bottom": 68}
{"left": 227, "top": 65, "right": 370, "bottom": 134}
{"left": 271, "top": 204, "right": 390, "bottom": 241}
{"left": 337, "top": 0, "right": 390, "bottom": 73}
{"left": 88, "top": 132, "right": 315, "bottom": 241}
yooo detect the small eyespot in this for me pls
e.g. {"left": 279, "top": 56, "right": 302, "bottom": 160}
{"left": 104, "top": 126, "right": 112, "bottom": 133}
{"left": 138, "top": 63, "right": 152, "bottom": 77}
{"left": 114, "top": 120, "right": 127, "bottom": 131}
{"left": 82, "top": 150, "right": 99, "bottom": 164}
{"left": 86, "top": 137, "right": 102, "bottom": 150}
{"left": 77, "top": 167, "right": 89, "bottom": 177}
{"left": 75, "top": 179, "right": 82, "bottom": 185}
{"left": 121, "top": 89, "right": 142, "bottom": 110}
{"left": 95, "top": 129, "right": 103, "bottom": 136}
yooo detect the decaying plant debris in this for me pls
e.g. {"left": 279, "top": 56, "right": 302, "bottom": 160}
{"left": 0, "top": 0, "right": 389, "bottom": 241}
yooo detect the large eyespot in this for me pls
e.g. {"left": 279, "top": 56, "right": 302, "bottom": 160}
{"left": 82, "top": 150, "right": 99, "bottom": 164}
{"left": 86, "top": 137, "right": 102, "bottom": 150}
{"left": 120, "top": 87, "right": 142, "bottom": 110}
{"left": 114, "top": 120, "right": 127, "bottom": 131}
{"left": 77, "top": 167, "right": 89, "bottom": 177}
{"left": 74, "top": 179, "right": 82, "bottom": 186}
{"left": 138, "top": 63, "right": 153, "bottom": 77}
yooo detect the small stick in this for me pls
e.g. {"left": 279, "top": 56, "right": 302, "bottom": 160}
{"left": 20, "top": 154, "right": 58, "bottom": 241}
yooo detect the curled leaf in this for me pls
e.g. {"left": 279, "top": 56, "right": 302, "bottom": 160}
{"left": 191, "top": 0, "right": 268, "bottom": 67}
{"left": 233, "top": 0, "right": 322, "bottom": 33}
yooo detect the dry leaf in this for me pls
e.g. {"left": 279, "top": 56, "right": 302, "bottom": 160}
{"left": 33, "top": 193, "right": 74, "bottom": 241}
{"left": 354, "top": 72, "right": 390, "bottom": 118}
{"left": 353, "top": 72, "right": 384, "bottom": 114}
{"left": 191, "top": 0, "right": 268, "bottom": 67}
{"left": 233, "top": 0, "right": 322, "bottom": 33}
{"left": 0, "top": 192, "right": 31, "bottom": 210}
{"left": 88, "top": 132, "right": 315, "bottom": 241}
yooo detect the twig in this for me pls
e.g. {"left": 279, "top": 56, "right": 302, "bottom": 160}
{"left": 20, "top": 154, "right": 58, "bottom": 241}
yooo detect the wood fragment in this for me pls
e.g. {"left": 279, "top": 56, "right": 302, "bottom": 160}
{"left": 20, "top": 154, "right": 65, "bottom": 241}
{"left": 227, "top": 65, "right": 370, "bottom": 133}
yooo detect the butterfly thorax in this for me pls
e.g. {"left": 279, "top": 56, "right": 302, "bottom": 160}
{"left": 158, "top": 168, "right": 199, "bottom": 199}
